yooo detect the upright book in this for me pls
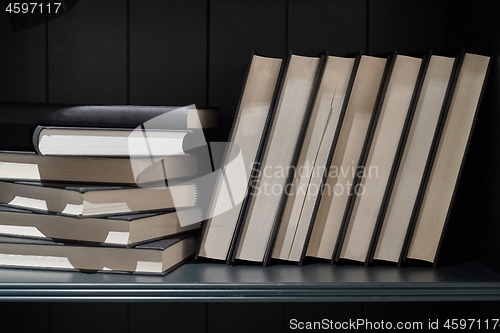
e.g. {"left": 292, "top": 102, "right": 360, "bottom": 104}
{"left": 198, "top": 53, "right": 283, "bottom": 261}
{"left": 372, "top": 54, "right": 458, "bottom": 264}
{"left": 336, "top": 54, "right": 425, "bottom": 264}
{"left": 272, "top": 54, "right": 358, "bottom": 262}
{"left": 405, "top": 53, "right": 491, "bottom": 265}
{"left": 234, "top": 53, "right": 323, "bottom": 263}
{"left": 305, "top": 55, "right": 389, "bottom": 260}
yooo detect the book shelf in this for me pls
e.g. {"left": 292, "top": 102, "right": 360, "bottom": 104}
{"left": 0, "top": 260, "right": 499, "bottom": 302}
{"left": 1, "top": 0, "right": 500, "bottom": 306}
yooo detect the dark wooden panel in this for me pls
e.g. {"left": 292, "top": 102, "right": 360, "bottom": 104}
{"left": 130, "top": 0, "right": 207, "bottom": 106}
{"left": 0, "top": 302, "right": 49, "bottom": 333}
{"left": 208, "top": 303, "right": 283, "bottom": 333}
{"left": 285, "top": 303, "right": 363, "bottom": 332}
{"left": 0, "top": 7, "right": 46, "bottom": 102}
{"left": 369, "top": 0, "right": 445, "bottom": 55}
{"left": 289, "top": 0, "right": 366, "bottom": 56}
{"left": 48, "top": 0, "right": 127, "bottom": 104}
{"left": 51, "top": 303, "right": 128, "bottom": 333}
{"left": 130, "top": 303, "right": 206, "bottom": 333}
{"left": 365, "top": 301, "right": 500, "bottom": 329}
{"left": 209, "top": 0, "right": 286, "bottom": 140}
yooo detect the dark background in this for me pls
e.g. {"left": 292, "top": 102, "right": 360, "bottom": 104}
{"left": 1, "top": 0, "right": 500, "bottom": 331}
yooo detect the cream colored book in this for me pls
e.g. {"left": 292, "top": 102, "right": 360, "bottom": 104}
{"left": 339, "top": 55, "right": 422, "bottom": 263}
{"left": 0, "top": 233, "right": 198, "bottom": 275}
{"left": 373, "top": 55, "right": 455, "bottom": 263}
{"left": 272, "top": 56, "right": 355, "bottom": 262}
{"left": 306, "top": 55, "right": 387, "bottom": 260}
{"left": 0, "top": 181, "right": 196, "bottom": 217}
{"left": 198, "top": 54, "right": 283, "bottom": 261}
{"left": 235, "top": 54, "right": 321, "bottom": 263}
{"left": 407, "top": 53, "right": 490, "bottom": 263}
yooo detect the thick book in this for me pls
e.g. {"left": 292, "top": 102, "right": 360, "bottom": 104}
{"left": 0, "top": 150, "right": 198, "bottom": 184}
{"left": 272, "top": 54, "right": 358, "bottom": 263}
{"left": 198, "top": 53, "right": 284, "bottom": 261}
{"left": 405, "top": 53, "right": 491, "bottom": 265}
{"left": 305, "top": 55, "right": 388, "bottom": 260}
{"left": 33, "top": 126, "right": 191, "bottom": 157}
{"left": 0, "top": 205, "right": 201, "bottom": 246}
{"left": 0, "top": 181, "right": 197, "bottom": 217}
{"left": 336, "top": 54, "right": 425, "bottom": 264}
{"left": 372, "top": 54, "right": 458, "bottom": 264}
{"left": 0, "top": 233, "right": 198, "bottom": 275}
{"left": 234, "top": 53, "right": 323, "bottom": 263}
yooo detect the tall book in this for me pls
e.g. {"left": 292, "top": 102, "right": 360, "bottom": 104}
{"left": 271, "top": 54, "right": 358, "bottom": 263}
{"left": 198, "top": 53, "right": 283, "bottom": 261}
{"left": 405, "top": 53, "right": 491, "bottom": 265}
{"left": 336, "top": 54, "right": 425, "bottom": 264}
{"left": 305, "top": 55, "right": 388, "bottom": 260}
{"left": 234, "top": 53, "right": 323, "bottom": 263}
{"left": 371, "top": 54, "right": 458, "bottom": 264}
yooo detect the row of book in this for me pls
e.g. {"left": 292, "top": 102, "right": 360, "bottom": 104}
{"left": 199, "top": 50, "right": 490, "bottom": 267}
{"left": 0, "top": 104, "right": 219, "bottom": 275}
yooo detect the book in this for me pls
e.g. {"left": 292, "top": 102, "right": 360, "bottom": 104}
{"left": 305, "top": 55, "right": 388, "bottom": 260}
{"left": 198, "top": 53, "right": 283, "bottom": 261}
{"left": 33, "top": 126, "right": 191, "bottom": 157}
{"left": 0, "top": 103, "right": 218, "bottom": 151}
{"left": 0, "top": 205, "right": 201, "bottom": 246}
{"left": 406, "top": 53, "right": 491, "bottom": 264}
{"left": 234, "top": 53, "right": 323, "bottom": 263}
{"left": 0, "top": 181, "right": 197, "bottom": 217}
{"left": 0, "top": 151, "right": 198, "bottom": 184}
{"left": 336, "top": 54, "right": 424, "bottom": 263}
{"left": 372, "top": 55, "right": 457, "bottom": 263}
{"left": 0, "top": 103, "right": 218, "bottom": 129}
{"left": 0, "top": 233, "right": 198, "bottom": 275}
{"left": 271, "top": 54, "right": 357, "bottom": 262}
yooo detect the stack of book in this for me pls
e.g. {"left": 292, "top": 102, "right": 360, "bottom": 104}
{"left": 199, "top": 50, "right": 491, "bottom": 268}
{"left": 0, "top": 103, "right": 218, "bottom": 275}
